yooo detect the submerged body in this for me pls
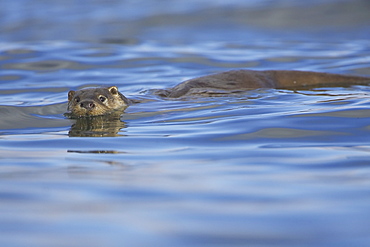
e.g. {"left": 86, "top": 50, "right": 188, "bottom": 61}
{"left": 66, "top": 69, "right": 370, "bottom": 117}
{"left": 158, "top": 70, "right": 370, "bottom": 97}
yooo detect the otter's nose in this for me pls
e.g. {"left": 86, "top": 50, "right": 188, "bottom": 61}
{"left": 80, "top": 101, "right": 95, "bottom": 110}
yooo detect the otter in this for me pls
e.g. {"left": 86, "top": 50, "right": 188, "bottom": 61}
{"left": 66, "top": 69, "right": 370, "bottom": 118}
{"left": 67, "top": 86, "right": 130, "bottom": 117}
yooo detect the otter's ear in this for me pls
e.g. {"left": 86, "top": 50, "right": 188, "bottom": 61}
{"left": 108, "top": 86, "right": 119, "bottom": 95}
{"left": 68, "top": 91, "right": 75, "bottom": 101}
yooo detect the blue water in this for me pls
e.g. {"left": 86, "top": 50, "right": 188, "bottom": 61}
{"left": 1, "top": 0, "right": 370, "bottom": 246}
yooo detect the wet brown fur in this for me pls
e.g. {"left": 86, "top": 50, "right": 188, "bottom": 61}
{"left": 67, "top": 70, "right": 370, "bottom": 117}
{"left": 163, "top": 70, "right": 370, "bottom": 97}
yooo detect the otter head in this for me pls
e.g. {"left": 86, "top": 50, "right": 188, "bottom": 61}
{"left": 66, "top": 86, "right": 129, "bottom": 118}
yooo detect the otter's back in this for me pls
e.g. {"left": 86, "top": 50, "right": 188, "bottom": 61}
{"left": 165, "top": 70, "right": 370, "bottom": 98}
{"left": 167, "top": 70, "right": 277, "bottom": 98}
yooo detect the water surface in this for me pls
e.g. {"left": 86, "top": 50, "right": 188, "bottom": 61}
{"left": 1, "top": 1, "right": 370, "bottom": 247}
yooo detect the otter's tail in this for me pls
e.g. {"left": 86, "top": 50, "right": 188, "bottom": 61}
{"left": 270, "top": 70, "right": 370, "bottom": 89}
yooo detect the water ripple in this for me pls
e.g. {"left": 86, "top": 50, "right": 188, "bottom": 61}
{"left": 0, "top": 39, "right": 370, "bottom": 247}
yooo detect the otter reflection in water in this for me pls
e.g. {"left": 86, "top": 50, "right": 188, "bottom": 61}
{"left": 68, "top": 114, "right": 126, "bottom": 137}
{"left": 65, "top": 69, "right": 370, "bottom": 118}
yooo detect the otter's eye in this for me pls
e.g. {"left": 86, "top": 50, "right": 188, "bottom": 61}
{"left": 99, "top": 96, "right": 106, "bottom": 102}
{"left": 75, "top": 97, "right": 80, "bottom": 103}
